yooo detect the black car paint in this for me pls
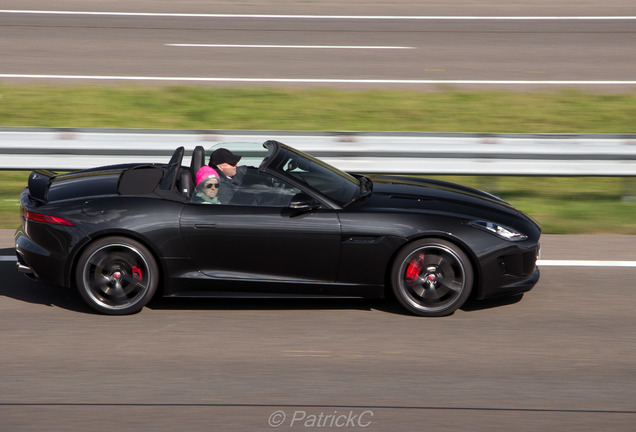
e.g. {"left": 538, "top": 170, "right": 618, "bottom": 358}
{"left": 15, "top": 141, "right": 540, "bottom": 313}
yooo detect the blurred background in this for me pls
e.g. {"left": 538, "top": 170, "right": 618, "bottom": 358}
{"left": 1, "top": 0, "right": 635, "bottom": 233}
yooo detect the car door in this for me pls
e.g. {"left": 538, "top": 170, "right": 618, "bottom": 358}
{"left": 179, "top": 170, "right": 341, "bottom": 293}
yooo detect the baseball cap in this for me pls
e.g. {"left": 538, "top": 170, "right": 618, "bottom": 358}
{"left": 210, "top": 148, "right": 242, "bottom": 166}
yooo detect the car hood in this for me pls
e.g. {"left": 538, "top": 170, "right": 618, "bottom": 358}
{"left": 357, "top": 175, "right": 532, "bottom": 227}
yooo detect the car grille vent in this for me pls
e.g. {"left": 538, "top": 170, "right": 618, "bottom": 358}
{"left": 498, "top": 250, "right": 538, "bottom": 278}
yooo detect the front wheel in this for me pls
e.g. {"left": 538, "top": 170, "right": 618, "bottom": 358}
{"left": 75, "top": 236, "right": 159, "bottom": 315}
{"left": 391, "top": 239, "right": 473, "bottom": 317}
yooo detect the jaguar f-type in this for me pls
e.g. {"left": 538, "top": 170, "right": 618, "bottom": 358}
{"left": 15, "top": 140, "right": 540, "bottom": 316}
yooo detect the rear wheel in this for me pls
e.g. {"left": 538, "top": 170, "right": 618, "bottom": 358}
{"left": 75, "top": 237, "right": 158, "bottom": 315}
{"left": 391, "top": 239, "right": 473, "bottom": 317}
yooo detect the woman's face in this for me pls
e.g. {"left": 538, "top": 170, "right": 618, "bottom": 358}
{"left": 202, "top": 178, "right": 219, "bottom": 198}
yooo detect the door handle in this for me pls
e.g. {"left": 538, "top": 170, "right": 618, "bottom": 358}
{"left": 194, "top": 224, "right": 216, "bottom": 229}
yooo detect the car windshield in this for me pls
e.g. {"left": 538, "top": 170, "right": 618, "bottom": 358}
{"left": 269, "top": 143, "right": 361, "bottom": 207}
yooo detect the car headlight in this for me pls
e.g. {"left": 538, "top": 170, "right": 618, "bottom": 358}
{"left": 468, "top": 220, "right": 528, "bottom": 241}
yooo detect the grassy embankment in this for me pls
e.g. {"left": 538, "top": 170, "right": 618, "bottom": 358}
{"left": 1, "top": 85, "right": 635, "bottom": 233}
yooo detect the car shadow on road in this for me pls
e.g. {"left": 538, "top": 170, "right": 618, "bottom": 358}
{"left": 461, "top": 294, "right": 525, "bottom": 312}
{"left": 1, "top": 276, "right": 93, "bottom": 314}
{"left": 147, "top": 296, "right": 389, "bottom": 314}
{"left": 148, "top": 295, "right": 524, "bottom": 316}
{"left": 1, "top": 248, "right": 94, "bottom": 313}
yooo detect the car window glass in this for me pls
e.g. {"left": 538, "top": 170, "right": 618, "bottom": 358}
{"left": 230, "top": 170, "right": 301, "bottom": 207}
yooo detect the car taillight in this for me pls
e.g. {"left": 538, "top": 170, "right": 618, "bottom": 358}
{"left": 24, "top": 210, "right": 74, "bottom": 226}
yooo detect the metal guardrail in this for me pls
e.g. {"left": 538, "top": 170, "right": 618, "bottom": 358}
{"left": 1, "top": 127, "right": 636, "bottom": 176}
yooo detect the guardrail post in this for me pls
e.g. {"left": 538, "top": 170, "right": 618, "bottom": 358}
{"left": 477, "top": 176, "right": 499, "bottom": 196}
{"left": 622, "top": 178, "right": 636, "bottom": 202}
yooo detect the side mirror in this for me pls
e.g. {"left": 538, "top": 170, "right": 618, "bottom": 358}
{"left": 289, "top": 193, "right": 318, "bottom": 211}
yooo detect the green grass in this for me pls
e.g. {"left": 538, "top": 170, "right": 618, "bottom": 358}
{"left": 1, "top": 84, "right": 636, "bottom": 233}
{"left": 2, "top": 84, "right": 636, "bottom": 132}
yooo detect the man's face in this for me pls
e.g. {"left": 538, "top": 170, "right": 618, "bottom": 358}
{"left": 218, "top": 162, "right": 237, "bottom": 178}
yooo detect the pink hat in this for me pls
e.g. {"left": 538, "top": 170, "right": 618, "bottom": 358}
{"left": 196, "top": 166, "right": 219, "bottom": 187}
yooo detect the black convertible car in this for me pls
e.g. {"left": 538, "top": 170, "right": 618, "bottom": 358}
{"left": 15, "top": 140, "right": 540, "bottom": 316}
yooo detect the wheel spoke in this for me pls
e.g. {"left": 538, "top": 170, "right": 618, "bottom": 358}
{"left": 423, "top": 285, "right": 439, "bottom": 300}
{"left": 444, "top": 278, "right": 464, "bottom": 294}
{"left": 111, "top": 283, "right": 129, "bottom": 302}
{"left": 86, "top": 276, "right": 108, "bottom": 295}
{"left": 423, "top": 254, "right": 444, "bottom": 268}
{"left": 438, "top": 259, "right": 455, "bottom": 278}
{"left": 411, "top": 284, "right": 426, "bottom": 298}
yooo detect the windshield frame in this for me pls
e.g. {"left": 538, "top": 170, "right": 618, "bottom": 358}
{"left": 260, "top": 140, "right": 363, "bottom": 209}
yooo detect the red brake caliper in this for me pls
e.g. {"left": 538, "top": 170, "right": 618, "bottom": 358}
{"left": 405, "top": 254, "right": 425, "bottom": 285}
{"left": 132, "top": 265, "right": 143, "bottom": 281}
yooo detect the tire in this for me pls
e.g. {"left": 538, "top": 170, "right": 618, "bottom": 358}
{"left": 75, "top": 236, "right": 159, "bottom": 315}
{"left": 391, "top": 238, "right": 473, "bottom": 317}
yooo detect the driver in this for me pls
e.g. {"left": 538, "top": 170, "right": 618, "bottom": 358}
{"left": 208, "top": 148, "right": 247, "bottom": 203}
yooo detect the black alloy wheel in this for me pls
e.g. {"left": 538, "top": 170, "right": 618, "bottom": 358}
{"left": 391, "top": 238, "right": 473, "bottom": 317}
{"left": 75, "top": 237, "right": 159, "bottom": 315}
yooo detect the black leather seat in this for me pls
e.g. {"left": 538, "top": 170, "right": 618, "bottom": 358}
{"left": 180, "top": 145, "right": 206, "bottom": 196}
{"left": 190, "top": 145, "right": 205, "bottom": 180}
{"left": 179, "top": 170, "right": 194, "bottom": 195}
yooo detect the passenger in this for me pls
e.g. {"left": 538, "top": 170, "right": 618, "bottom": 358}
{"left": 191, "top": 166, "right": 221, "bottom": 204}
{"left": 208, "top": 148, "right": 247, "bottom": 203}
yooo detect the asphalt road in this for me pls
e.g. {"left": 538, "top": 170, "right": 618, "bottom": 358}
{"left": 1, "top": 1, "right": 635, "bottom": 90}
{"left": 1, "top": 231, "right": 635, "bottom": 431}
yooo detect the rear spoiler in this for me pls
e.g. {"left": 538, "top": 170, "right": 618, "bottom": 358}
{"left": 28, "top": 170, "right": 57, "bottom": 203}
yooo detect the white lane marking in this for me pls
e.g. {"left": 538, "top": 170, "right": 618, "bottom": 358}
{"left": 1, "top": 256, "right": 635, "bottom": 267}
{"left": 538, "top": 260, "right": 636, "bottom": 267}
{"left": 1, "top": 11, "right": 635, "bottom": 20}
{"left": 1, "top": 75, "right": 636, "bottom": 86}
{"left": 166, "top": 44, "right": 415, "bottom": 50}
